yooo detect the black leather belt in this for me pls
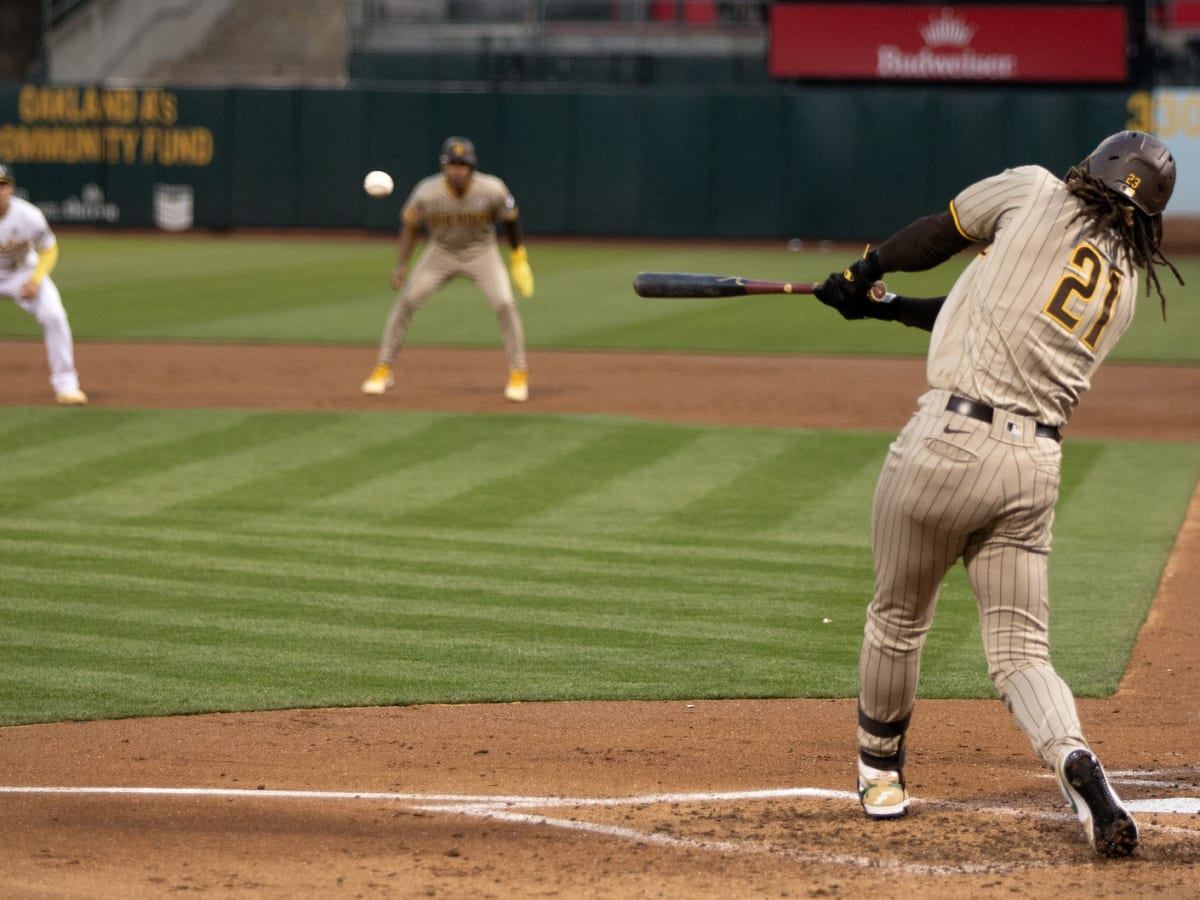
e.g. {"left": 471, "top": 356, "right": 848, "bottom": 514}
{"left": 946, "top": 395, "right": 1061, "bottom": 441}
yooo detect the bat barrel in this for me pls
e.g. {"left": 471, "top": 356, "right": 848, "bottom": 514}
{"left": 634, "top": 272, "right": 818, "bottom": 298}
{"left": 634, "top": 272, "right": 745, "bottom": 297}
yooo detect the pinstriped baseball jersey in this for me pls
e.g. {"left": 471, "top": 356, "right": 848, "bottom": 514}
{"left": 401, "top": 171, "right": 518, "bottom": 257}
{"left": 929, "top": 165, "right": 1138, "bottom": 427}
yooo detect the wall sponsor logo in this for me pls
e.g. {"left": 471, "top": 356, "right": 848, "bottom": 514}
{"left": 154, "top": 183, "right": 194, "bottom": 232}
{"left": 2, "top": 86, "right": 214, "bottom": 166}
{"left": 877, "top": 9, "right": 1016, "bottom": 79}
{"left": 769, "top": 4, "right": 1126, "bottom": 83}
{"left": 37, "top": 183, "right": 120, "bottom": 224}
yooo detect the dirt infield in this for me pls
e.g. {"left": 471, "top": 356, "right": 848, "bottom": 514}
{"left": 2, "top": 340, "right": 1199, "bottom": 899}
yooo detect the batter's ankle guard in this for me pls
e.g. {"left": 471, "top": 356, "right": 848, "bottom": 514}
{"left": 858, "top": 705, "right": 911, "bottom": 771}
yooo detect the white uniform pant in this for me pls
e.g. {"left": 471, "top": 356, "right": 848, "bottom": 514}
{"left": 1, "top": 274, "right": 81, "bottom": 394}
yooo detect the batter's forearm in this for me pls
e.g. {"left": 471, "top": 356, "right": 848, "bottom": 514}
{"left": 889, "top": 295, "right": 946, "bottom": 331}
{"left": 865, "top": 294, "right": 947, "bottom": 332}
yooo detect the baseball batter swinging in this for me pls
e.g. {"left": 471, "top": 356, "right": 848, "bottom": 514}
{"left": 0, "top": 163, "right": 87, "bottom": 405}
{"left": 814, "top": 131, "right": 1182, "bottom": 857}
{"left": 361, "top": 136, "right": 534, "bottom": 402}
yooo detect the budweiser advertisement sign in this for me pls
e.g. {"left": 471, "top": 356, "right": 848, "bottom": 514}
{"left": 770, "top": 4, "right": 1128, "bottom": 83}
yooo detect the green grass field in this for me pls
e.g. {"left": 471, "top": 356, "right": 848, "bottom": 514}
{"left": 1, "top": 233, "right": 1197, "bottom": 726}
{"left": 2, "top": 233, "right": 1199, "bottom": 361}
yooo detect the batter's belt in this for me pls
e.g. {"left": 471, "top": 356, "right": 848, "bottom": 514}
{"left": 946, "top": 395, "right": 1062, "bottom": 442}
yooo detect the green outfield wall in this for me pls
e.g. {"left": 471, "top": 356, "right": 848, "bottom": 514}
{"left": 0, "top": 82, "right": 1132, "bottom": 239}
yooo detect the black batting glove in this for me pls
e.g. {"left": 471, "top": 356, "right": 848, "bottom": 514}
{"left": 814, "top": 272, "right": 870, "bottom": 319}
{"left": 814, "top": 250, "right": 885, "bottom": 320}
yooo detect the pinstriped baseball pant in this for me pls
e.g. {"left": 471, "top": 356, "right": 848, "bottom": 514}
{"left": 379, "top": 243, "right": 526, "bottom": 372}
{"left": 858, "top": 389, "right": 1088, "bottom": 771}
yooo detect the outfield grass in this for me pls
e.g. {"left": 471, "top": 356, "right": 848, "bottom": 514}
{"left": 0, "top": 233, "right": 1196, "bottom": 362}
{"left": 1, "top": 407, "right": 1196, "bottom": 726}
{"left": 0, "top": 232, "right": 1196, "bottom": 725}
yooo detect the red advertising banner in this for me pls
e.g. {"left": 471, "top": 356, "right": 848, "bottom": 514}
{"left": 769, "top": 4, "right": 1128, "bottom": 83}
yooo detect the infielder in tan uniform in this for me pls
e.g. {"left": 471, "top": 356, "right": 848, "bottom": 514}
{"left": 0, "top": 163, "right": 86, "bottom": 405}
{"left": 814, "top": 131, "right": 1182, "bottom": 857}
{"left": 361, "top": 136, "right": 534, "bottom": 402}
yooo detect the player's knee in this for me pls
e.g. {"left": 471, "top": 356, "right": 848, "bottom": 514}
{"left": 35, "top": 307, "right": 69, "bottom": 330}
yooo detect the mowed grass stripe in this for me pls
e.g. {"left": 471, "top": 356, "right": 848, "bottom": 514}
{"left": 34, "top": 413, "right": 440, "bottom": 520}
{"left": 0, "top": 408, "right": 153, "bottom": 459}
{"left": 2, "top": 635, "right": 824, "bottom": 721}
{"left": 162, "top": 413, "right": 508, "bottom": 515}
{"left": 174, "top": 414, "right": 604, "bottom": 519}
{"left": 763, "top": 462, "right": 880, "bottom": 544}
{"left": 0, "top": 409, "right": 246, "bottom": 485}
{"left": 3, "top": 580, "right": 840, "bottom": 703}
{"left": 2, "top": 582, "right": 815, "bottom": 650}
{"left": 398, "top": 422, "right": 703, "bottom": 530}
{"left": 2, "top": 529, "right": 863, "bottom": 614}
{"left": 3, "top": 578, "right": 835, "bottom": 663}
{"left": 0, "top": 513, "right": 860, "bottom": 569}
{"left": 301, "top": 416, "right": 603, "bottom": 519}
{"left": 662, "top": 430, "right": 887, "bottom": 534}
{"left": 0, "top": 411, "right": 329, "bottom": 512}
{"left": 527, "top": 429, "right": 800, "bottom": 536}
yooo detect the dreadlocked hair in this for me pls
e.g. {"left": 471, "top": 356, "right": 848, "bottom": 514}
{"left": 1065, "top": 164, "right": 1184, "bottom": 319}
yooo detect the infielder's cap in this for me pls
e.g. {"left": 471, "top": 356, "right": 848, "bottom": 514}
{"left": 0, "top": 163, "right": 14, "bottom": 185}
{"left": 439, "top": 136, "right": 477, "bottom": 167}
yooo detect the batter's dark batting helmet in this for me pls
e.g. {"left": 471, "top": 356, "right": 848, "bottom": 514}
{"left": 0, "top": 162, "right": 14, "bottom": 185}
{"left": 440, "top": 136, "right": 477, "bottom": 167}
{"left": 1086, "top": 131, "right": 1176, "bottom": 216}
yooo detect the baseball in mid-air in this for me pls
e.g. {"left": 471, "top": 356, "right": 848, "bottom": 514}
{"left": 363, "top": 170, "right": 394, "bottom": 198}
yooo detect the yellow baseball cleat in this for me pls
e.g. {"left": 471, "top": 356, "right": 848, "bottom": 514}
{"left": 55, "top": 389, "right": 88, "bottom": 406}
{"left": 361, "top": 363, "right": 394, "bottom": 395}
{"left": 504, "top": 369, "right": 528, "bottom": 402}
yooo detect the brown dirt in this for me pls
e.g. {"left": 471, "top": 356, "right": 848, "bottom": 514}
{"left": 2, "top": 339, "right": 1199, "bottom": 899}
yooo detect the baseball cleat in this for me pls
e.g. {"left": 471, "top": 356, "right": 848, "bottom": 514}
{"left": 857, "top": 759, "right": 909, "bottom": 819}
{"left": 504, "top": 369, "right": 528, "bottom": 402}
{"left": 55, "top": 388, "right": 88, "bottom": 406}
{"left": 361, "top": 363, "right": 394, "bottom": 395}
{"left": 1056, "top": 748, "right": 1138, "bottom": 857}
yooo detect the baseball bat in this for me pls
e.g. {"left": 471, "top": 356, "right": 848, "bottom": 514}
{"left": 633, "top": 272, "right": 818, "bottom": 298}
{"left": 633, "top": 271, "right": 890, "bottom": 301}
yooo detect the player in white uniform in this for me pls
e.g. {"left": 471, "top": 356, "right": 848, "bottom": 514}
{"left": 361, "top": 136, "right": 534, "bottom": 402}
{"left": 0, "top": 163, "right": 86, "bottom": 405}
{"left": 814, "top": 132, "right": 1182, "bottom": 857}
